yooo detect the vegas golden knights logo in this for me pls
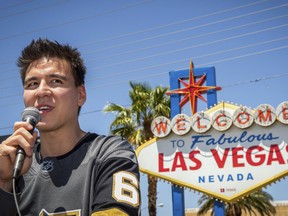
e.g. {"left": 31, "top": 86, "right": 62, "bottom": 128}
{"left": 39, "top": 209, "right": 81, "bottom": 216}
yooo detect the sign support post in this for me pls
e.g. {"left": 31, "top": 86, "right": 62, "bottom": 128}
{"left": 169, "top": 66, "right": 224, "bottom": 216}
{"left": 170, "top": 69, "right": 185, "bottom": 216}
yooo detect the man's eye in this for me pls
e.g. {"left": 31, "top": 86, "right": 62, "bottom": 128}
{"left": 25, "top": 82, "right": 38, "bottom": 88}
{"left": 51, "top": 79, "right": 63, "bottom": 84}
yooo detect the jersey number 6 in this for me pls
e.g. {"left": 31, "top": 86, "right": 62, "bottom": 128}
{"left": 112, "top": 171, "right": 140, "bottom": 207}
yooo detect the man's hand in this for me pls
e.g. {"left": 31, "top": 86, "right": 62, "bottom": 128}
{"left": 0, "top": 121, "right": 38, "bottom": 192}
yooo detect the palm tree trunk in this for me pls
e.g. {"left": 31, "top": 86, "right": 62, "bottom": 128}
{"left": 148, "top": 175, "right": 158, "bottom": 216}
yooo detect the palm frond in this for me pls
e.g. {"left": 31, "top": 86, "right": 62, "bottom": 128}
{"left": 197, "top": 190, "right": 276, "bottom": 216}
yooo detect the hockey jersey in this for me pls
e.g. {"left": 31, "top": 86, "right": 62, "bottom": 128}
{"left": 0, "top": 133, "right": 141, "bottom": 215}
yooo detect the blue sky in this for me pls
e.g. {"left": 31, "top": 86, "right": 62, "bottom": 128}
{"left": 0, "top": 0, "right": 287, "bottom": 215}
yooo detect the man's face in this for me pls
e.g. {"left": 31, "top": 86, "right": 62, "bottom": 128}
{"left": 23, "top": 57, "right": 86, "bottom": 132}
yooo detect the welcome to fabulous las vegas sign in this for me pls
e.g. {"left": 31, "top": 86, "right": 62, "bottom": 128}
{"left": 136, "top": 61, "right": 288, "bottom": 202}
{"left": 136, "top": 101, "right": 288, "bottom": 202}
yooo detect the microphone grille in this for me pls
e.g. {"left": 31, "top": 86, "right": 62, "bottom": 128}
{"left": 21, "top": 107, "right": 41, "bottom": 124}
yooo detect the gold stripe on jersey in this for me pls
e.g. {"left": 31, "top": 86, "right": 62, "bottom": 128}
{"left": 39, "top": 209, "right": 81, "bottom": 216}
{"left": 91, "top": 208, "right": 128, "bottom": 216}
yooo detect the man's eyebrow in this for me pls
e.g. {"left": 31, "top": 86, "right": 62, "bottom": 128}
{"left": 24, "top": 76, "right": 37, "bottom": 85}
{"left": 49, "top": 73, "right": 68, "bottom": 80}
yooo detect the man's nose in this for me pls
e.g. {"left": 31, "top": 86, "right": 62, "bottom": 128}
{"left": 35, "top": 81, "right": 52, "bottom": 98}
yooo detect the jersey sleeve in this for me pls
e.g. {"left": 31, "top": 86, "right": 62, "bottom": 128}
{"left": 91, "top": 136, "right": 141, "bottom": 216}
{"left": 0, "top": 188, "right": 18, "bottom": 215}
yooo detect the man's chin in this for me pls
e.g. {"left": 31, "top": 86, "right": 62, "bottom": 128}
{"left": 36, "top": 122, "right": 48, "bottom": 131}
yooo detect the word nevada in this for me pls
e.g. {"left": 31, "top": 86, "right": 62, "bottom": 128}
{"left": 151, "top": 101, "right": 288, "bottom": 137}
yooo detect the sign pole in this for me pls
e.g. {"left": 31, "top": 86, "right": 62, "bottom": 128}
{"left": 170, "top": 70, "right": 185, "bottom": 216}
{"left": 214, "top": 200, "right": 225, "bottom": 216}
{"left": 169, "top": 66, "right": 224, "bottom": 216}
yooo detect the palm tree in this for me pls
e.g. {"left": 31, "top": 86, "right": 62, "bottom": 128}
{"left": 197, "top": 189, "right": 276, "bottom": 216}
{"left": 104, "top": 81, "right": 170, "bottom": 216}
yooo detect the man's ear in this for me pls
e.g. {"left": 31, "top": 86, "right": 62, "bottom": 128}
{"left": 77, "top": 84, "right": 86, "bottom": 106}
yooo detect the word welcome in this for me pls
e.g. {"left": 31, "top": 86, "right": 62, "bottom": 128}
{"left": 151, "top": 102, "right": 288, "bottom": 137}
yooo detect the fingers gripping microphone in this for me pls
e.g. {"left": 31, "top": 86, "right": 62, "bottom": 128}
{"left": 12, "top": 107, "right": 41, "bottom": 179}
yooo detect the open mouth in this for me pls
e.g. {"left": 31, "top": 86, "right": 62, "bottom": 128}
{"left": 37, "top": 105, "right": 52, "bottom": 113}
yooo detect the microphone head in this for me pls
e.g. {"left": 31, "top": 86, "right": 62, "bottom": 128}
{"left": 21, "top": 107, "right": 41, "bottom": 125}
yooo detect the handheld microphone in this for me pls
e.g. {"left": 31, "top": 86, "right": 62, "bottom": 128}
{"left": 12, "top": 107, "right": 40, "bottom": 179}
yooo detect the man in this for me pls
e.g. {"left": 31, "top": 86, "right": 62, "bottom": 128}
{"left": 0, "top": 39, "right": 141, "bottom": 215}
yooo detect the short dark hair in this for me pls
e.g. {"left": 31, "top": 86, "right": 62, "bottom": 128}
{"left": 17, "top": 38, "right": 86, "bottom": 86}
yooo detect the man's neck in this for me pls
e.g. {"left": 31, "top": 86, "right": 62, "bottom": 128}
{"left": 39, "top": 127, "right": 86, "bottom": 158}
